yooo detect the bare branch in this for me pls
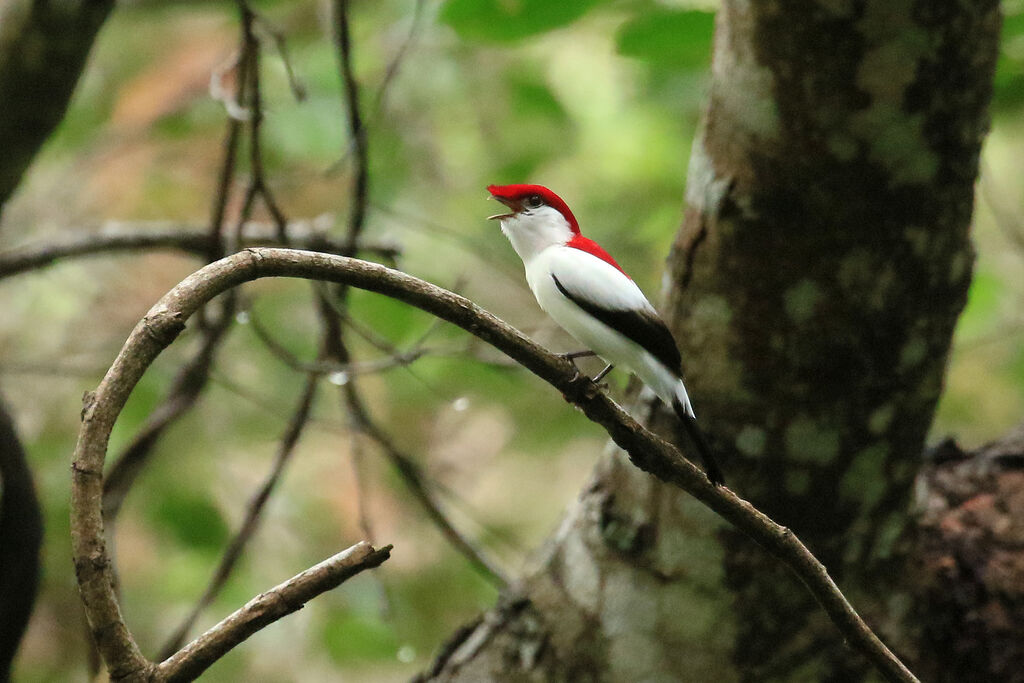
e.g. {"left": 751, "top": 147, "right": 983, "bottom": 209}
{"left": 71, "top": 249, "right": 918, "bottom": 683}
{"left": 251, "top": 11, "right": 307, "bottom": 102}
{"left": 332, "top": 0, "right": 369, "bottom": 248}
{"left": 237, "top": 0, "right": 288, "bottom": 242}
{"left": 0, "top": 221, "right": 400, "bottom": 279}
{"left": 206, "top": 66, "right": 244, "bottom": 262}
{"left": 157, "top": 373, "right": 320, "bottom": 659}
{"left": 156, "top": 541, "right": 391, "bottom": 683}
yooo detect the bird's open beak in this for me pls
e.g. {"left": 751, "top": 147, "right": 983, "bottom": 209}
{"left": 487, "top": 194, "right": 518, "bottom": 221}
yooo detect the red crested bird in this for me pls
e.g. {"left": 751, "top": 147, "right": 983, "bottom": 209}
{"left": 487, "top": 183, "right": 724, "bottom": 486}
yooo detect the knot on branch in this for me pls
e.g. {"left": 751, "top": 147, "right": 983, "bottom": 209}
{"left": 561, "top": 370, "right": 603, "bottom": 406}
{"left": 80, "top": 390, "right": 97, "bottom": 421}
{"left": 140, "top": 311, "right": 186, "bottom": 346}
{"left": 70, "top": 460, "right": 102, "bottom": 479}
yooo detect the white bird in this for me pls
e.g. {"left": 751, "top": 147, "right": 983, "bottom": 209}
{"left": 487, "top": 183, "right": 724, "bottom": 485}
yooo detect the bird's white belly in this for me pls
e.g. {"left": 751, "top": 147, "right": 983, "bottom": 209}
{"left": 526, "top": 257, "right": 645, "bottom": 369}
{"left": 523, "top": 249, "right": 683, "bottom": 407}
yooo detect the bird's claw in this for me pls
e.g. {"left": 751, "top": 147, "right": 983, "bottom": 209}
{"left": 558, "top": 351, "right": 609, "bottom": 402}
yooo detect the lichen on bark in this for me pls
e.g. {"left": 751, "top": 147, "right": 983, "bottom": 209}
{"left": 666, "top": 0, "right": 1001, "bottom": 678}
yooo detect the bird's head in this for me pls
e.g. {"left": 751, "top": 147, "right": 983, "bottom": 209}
{"left": 487, "top": 184, "right": 579, "bottom": 261}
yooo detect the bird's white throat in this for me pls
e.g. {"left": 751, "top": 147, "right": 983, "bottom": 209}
{"left": 498, "top": 205, "right": 575, "bottom": 263}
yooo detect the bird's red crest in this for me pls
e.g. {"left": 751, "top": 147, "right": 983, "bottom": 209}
{"left": 487, "top": 184, "right": 580, "bottom": 234}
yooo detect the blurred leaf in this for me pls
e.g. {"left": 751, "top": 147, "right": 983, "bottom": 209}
{"left": 994, "top": 12, "right": 1024, "bottom": 109}
{"left": 510, "top": 77, "right": 569, "bottom": 121}
{"left": 956, "top": 269, "right": 1003, "bottom": 339}
{"left": 440, "top": 0, "right": 604, "bottom": 43}
{"left": 616, "top": 10, "right": 715, "bottom": 68}
{"left": 149, "top": 487, "right": 229, "bottom": 551}
{"left": 493, "top": 74, "right": 574, "bottom": 177}
{"left": 321, "top": 611, "right": 398, "bottom": 662}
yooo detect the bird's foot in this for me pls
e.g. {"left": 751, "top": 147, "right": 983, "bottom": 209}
{"left": 559, "top": 357, "right": 612, "bottom": 403}
{"left": 559, "top": 349, "right": 597, "bottom": 380}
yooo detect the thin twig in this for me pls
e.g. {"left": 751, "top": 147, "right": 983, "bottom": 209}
{"left": 373, "top": 202, "right": 527, "bottom": 286}
{"left": 206, "top": 48, "right": 246, "bottom": 262}
{"left": 313, "top": 280, "right": 402, "bottom": 353}
{"left": 247, "top": 310, "right": 434, "bottom": 376}
{"left": 347, "top": 377, "right": 509, "bottom": 586}
{"left": 251, "top": 11, "right": 307, "bottom": 102}
{"left": 205, "top": 369, "right": 523, "bottom": 556}
{"left": 332, "top": 0, "right": 369, "bottom": 249}
{"left": 156, "top": 542, "right": 391, "bottom": 682}
{"left": 325, "top": 0, "right": 426, "bottom": 174}
{"left": 371, "top": 0, "right": 426, "bottom": 117}
{"left": 236, "top": 0, "right": 288, "bottom": 242}
{"left": 0, "top": 221, "right": 400, "bottom": 279}
{"left": 156, "top": 372, "right": 320, "bottom": 659}
{"left": 68, "top": 249, "right": 919, "bottom": 683}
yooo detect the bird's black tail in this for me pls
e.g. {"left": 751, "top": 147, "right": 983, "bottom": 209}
{"left": 672, "top": 398, "right": 725, "bottom": 486}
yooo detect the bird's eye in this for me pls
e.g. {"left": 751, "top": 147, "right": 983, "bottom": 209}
{"left": 526, "top": 195, "right": 544, "bottom": 209}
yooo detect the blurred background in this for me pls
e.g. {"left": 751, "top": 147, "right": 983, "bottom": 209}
{"left": 0, "top": 0, "right": 1021, "bottom": 680}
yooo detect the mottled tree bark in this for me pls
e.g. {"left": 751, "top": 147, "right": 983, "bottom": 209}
{"left": 422, "top": 1, "right": 1002, "bottom": 681}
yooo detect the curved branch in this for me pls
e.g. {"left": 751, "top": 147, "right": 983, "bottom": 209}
{"left": 157, "top": 541, "right": 391, "bottom": 683}
{"left": 71, "top": 248, "right": 917, "bottom": 683}
{"left": 0, "top": 222, "right": 400, "bottom": 279}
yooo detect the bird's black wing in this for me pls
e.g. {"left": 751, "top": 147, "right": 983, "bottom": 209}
{"left": 551, "top": 273, "right": 682, "bottom": 376}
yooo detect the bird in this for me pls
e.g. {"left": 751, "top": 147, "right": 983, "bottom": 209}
{"left": 487, "top": 183, "right": 724, "bottom": 486}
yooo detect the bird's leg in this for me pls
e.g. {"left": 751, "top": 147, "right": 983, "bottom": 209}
{"left": 559, "top": 350, "right": 597, "bottom": 382}
{"left": 591, "top": 364, "right": 614, "bottom": 384}
{"left": 560, "top": 349, "right": 598, "bottom": 362}
{"left": 559, "top": 350, "right": 612, "bottom": 393}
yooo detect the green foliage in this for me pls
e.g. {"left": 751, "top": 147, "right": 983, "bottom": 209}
{"left": 994, "top": 10, "right": 1024, "bottom": 108}
{"left": 440, "top": 0, "right": 604, "bottom": 43}
{"left": 616, "top": 10, "right": 714, "bottom": 69}
{"left": 322, "top": 611, "right": 399, "bottom": 662}
{"left": 148, "top": 486, "right": 230, "bottom": 551}
{"left": 957, "top": 269, "right": 1003, "bottom": 339}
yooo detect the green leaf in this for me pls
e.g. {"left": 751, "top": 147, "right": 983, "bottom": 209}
{"left": 994, "top": 12, "right": 1024, "bottom": 109}
{"left": 957, "top": 269, "right": 1002, "bottom": 339}
{"left": 321, "top": 612, "right": 398, "bottom": 663}
{"left": 440, "top": 0, "right": 603, "bottom": 43}
{"left": 616, "top": 10, "right": 715, "bottom": 68}
{"left": 149, "top": 487, "right": 229, "bottom": 552}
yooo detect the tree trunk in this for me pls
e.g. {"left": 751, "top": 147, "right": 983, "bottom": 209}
{"left": 421, "top": 1, "right": 1003, "bottom": 680}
